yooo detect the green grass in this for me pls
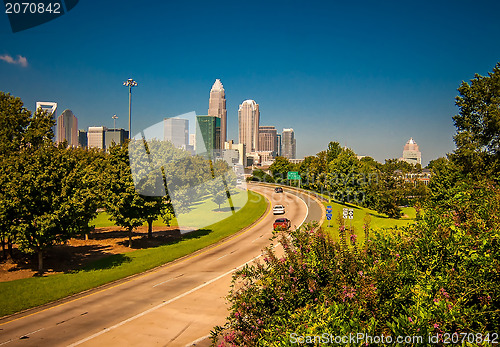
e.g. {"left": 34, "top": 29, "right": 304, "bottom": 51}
{"left": 321, "top": 201, "right": 416, "bottom": 244}
{"left": 0, "top": 190, "right": 267, "bottom": 318}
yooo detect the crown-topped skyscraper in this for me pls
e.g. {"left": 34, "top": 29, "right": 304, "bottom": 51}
{"left": 208, "top": 79, "right": 227, "bottom": 149}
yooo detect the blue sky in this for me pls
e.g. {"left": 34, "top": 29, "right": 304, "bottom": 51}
{"left": 1, "top": 0, "right": 500, "bottom": 165}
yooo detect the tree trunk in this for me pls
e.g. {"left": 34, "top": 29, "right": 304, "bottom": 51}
{"left": 1, "top": 237, "right": 5, "bottom": 260}
{"left": 128, "top": 227, "right": 133, "bottom": 248}
{"left": 147, "top": 219, "right": 153, "bottom": 239}
{"left": 7, "top": 237, "right": 13, "bottom": 259}
{"left": 38, "top": 250, "right": 43, "bottom": 272}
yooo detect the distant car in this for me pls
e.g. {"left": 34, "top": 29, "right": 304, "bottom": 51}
{"left": 274, "top": 187, "right": 283, "bottom": 193}
{"left": 273, "top": 218, "right": 291, "bottom": 231}
{"left": 236, "top": 179, "right": 243, "bottom": 185}
{"left": 273, "top": 204, "right": 285, "bottom": 215}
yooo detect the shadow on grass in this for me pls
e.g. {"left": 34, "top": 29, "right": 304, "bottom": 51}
{"left": 213, "top": 206, "right": 241, "bottom": 213}
{"left": 81, "top": 253, "right": 132, "bottom": 271}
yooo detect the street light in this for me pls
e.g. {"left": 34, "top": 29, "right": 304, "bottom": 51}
{"left": 112, "top": 114, "right": 118, "bottom": 130}
{"left": 123, "top": 78, "right": 138, "bottom": 139}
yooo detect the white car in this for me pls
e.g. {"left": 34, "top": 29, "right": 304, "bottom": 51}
{"left": 273, "top": 204, "right": 285, "bottom": 215}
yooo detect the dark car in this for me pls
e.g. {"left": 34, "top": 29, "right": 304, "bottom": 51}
{"left": 274, "top": 187, "right": 283, "bottom": 193}
{"left": 273, "top": 218, "right": 291, "bottom": 230}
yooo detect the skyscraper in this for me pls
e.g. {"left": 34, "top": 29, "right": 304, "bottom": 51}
{"left": 238, "top": 100, "right": 259, "bottom": 154}
{"left": 208, "top": 79, "right": 227, "bottom": 149}
{"left": 196, "top": 115, "right": 220, "bottom": 157}
{"left": 164, "top": 118, "right": 189, "bottom": 149}
{"left": 281, "top": 128, "right": 296, "bottom": 159}
{"left": 258, "top": 126, "right": 278, "bottom": 156}
{"left": 105, "top": 128, "right": 129, "bottom": 149}
{"left": 78, "top": 130, "right": 88, "bottom": 148}
{"left": 87, "top": 127, "right": 106, "bottom": 149}
{"left": 400, "top": 137, "right": 422, "bottom": 165}
{"left": 56, "top": 109, "right": 78, "bottom": 147}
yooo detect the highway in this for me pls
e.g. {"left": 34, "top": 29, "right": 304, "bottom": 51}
{"left": 0, "top": 185, "right": 324, "bottom": 347}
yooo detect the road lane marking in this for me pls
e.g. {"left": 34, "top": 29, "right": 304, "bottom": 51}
{"left": 251, "top": 235, "right": 263, "bottom": 243}
{"left": 0, "top": 192, "right": 272, "bottom": 327}
{"left": 67, "top": 254, "right": 262, "bottom": 347}
{"left": 152, "top": 274, "right": 184, "bottom": 288}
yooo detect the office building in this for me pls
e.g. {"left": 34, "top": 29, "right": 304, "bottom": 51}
{"left": 78, "top": 130, "right": 88, "bottom": 148}
{"left": 87, "top": 127, "right": 106, "bottom": 149}
{"left": 164, "top": 118, "right": 189, "bottom": 149}
{"left": 258, "top": 126, "right": 278, "bottom": 156}
{"left": 224, "top": 140, "right": 246, "bottom": 167}
{"left": 238, "top": 100, "right": 259, "bottom": 155}
{"left": 281, "top": 128, "right": 296, "bottom": 159}
{"left": 208, "top": 79, "right": 227, "bottom": 149}
{"left": 56, "top": 109, "right": 78, "bottom": 147}
{"left": 400, "top": 137, "right": 422, "bottom": 165}
{"left": 196, "top": 115, "right": 220, "bottom": 157}
{"left": 105, "top": 128, "right": 128, "bottom": 149}
{"left": 276, "top": 134, "right": 282, "bottom": 157}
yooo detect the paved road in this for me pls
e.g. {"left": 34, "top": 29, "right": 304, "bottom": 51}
{"left": 0, "top": 185, "right": 324, "bottom": 347}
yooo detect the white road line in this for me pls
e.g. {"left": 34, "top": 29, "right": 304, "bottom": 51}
{"left": 251, "top": 235, "right": 263, "bottom": 243}
{"left": 184, "top": 334, "right": 211, "bottom": 346}
{"left": 152, "top": 274, "right": 184, "bottom": 288}
{"left": 0, "top": 328, "right": 46, "bottom": 346}
{"left": 67, "top": 255, "right": 262, "bottom": 347}
{"left": 216, "top": 253, "right": 228, "bottom": 261}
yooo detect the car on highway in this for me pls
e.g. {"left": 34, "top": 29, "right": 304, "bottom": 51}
{"left": 274, "top": 187, "right": 283, "bottom": 193}
{"left": 273, "top": 217, "right": 291, "bottom": 231}
{"left": 272, "top": 204, "right": 285, "bottom": 215}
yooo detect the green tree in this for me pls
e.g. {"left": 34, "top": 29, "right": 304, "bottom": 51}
{"left": 269, "top": 156, "right": 293, "bottom": 182}
{"left": 106, "top": 142, "right": 149, "bottom": 247}
{"left": 210, "top": 179, "right": 228, "bottom": 211}
{"left": 326, "top": 141, "right": 342, "bottom": 163}
{"left": 452, "top": 62, "right": 500, "bottom": 180}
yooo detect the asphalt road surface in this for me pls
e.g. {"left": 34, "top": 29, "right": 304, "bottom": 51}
{"left": 0, "top": 185, "right": 324, "bottom": 347}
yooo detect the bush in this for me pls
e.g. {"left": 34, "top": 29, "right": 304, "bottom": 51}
{"left": 212, "top": 182, "right": 500, "bottom": 346}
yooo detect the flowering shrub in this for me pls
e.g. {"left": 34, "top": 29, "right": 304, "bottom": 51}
{"left": 211, "top": 182, "right": 500, "bottom": 346}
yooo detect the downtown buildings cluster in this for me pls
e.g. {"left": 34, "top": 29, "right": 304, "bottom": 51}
{"left": 36, "top": 79, "right": 423, "bottom": 169}
{"left": 37, "top": 79, "right": 299, "bottom": 168}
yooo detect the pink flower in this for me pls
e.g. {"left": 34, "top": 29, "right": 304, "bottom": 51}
{"left": 395, "top": 253, "right": 400, "bottom": 258}
{"left": 408, "top": 317, "right": 413, "bottom": 323}
{"left": 434, "top": 323, "right": 439, "bottom": 329}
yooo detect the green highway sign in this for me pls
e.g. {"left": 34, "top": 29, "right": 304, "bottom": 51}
{"left": 287, "top": 171, "right": 301, "bottom": 180}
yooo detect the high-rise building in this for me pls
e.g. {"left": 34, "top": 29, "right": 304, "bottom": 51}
{"left": 164, "top": 118, "right": 189, "bottom": 149}
{"left": 400, "top": 137, "right": 422, "bottom": 165}
{"left": 105, "top": 128, "right": 129, "bottom": 149}
{"left": 196, "top": 115, "right": 220, "bottom": 157}
{"left": 87, "top": 127, "right": 106, "bottom": 149}
{"left": 258, "top": 126, "right": 278, "bottom": 156}
{"left": 208, "top": 79, "right": 227, "bottom": 149}
{"left": 238, "top": 100, "right": 260, "bottom": 155}
{"left": 276, "top": 134, "right": 282, "bottom": 157}
{"left": 281, "top": 128, "right": 296, "bottom": 159}
{"left": 36, "top": 101, "right": 57, "bottom": 140}
{"left": 78, "top": 130, "right": 88, "bottom": 148}
{"left": 56, "top": 109, "right": 78, "bottom": 147}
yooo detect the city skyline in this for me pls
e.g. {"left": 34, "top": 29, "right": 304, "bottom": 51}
{"left": 2, "top": 1, "right": 500, "bottom": 165}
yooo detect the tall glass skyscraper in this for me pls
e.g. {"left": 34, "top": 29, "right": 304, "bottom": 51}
{"left": 57, "top": 109, "right": 78, "bottom": 147}
{"left": 281, "top": 128, "right": 296, "bottom": 159}
{"left": 208, "top": 79, "right": 227, "bottom": 149}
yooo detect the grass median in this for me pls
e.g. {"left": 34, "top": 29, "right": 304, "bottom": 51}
{"left": 0, "top": 190, "right": 267, "bottom": 318}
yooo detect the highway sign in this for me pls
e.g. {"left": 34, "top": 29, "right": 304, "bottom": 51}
{"left": 326, "top": 215, "right": 332, "bottom": 220}
{"left": 342, "top": 208, "right": 354, "bottom": 220}
{"left": 287, "top": 171, "right": 301, "bottom": 180}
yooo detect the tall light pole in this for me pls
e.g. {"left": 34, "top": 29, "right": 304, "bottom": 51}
{"left": 123, "top": 78, "right": 138, "bottom": 139}
{"left": 112, "top": 114, "right": 118, "bottom": 130}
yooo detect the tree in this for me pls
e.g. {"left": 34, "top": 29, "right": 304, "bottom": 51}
{"left": 452, "top": 62, "right": 500, "bottom": 180}
{"left": 269, "top": 156, "right": 293, "bottom": 182}
{"left": 327, "top": 147, "right": 360, "bottom": 203}
{"left": 106, "top": 142, "right": 148, "bottom": 247}
{"left": 326, "top": 141, "right": 342, "bottom": 163}
{"left": 210, "top": 179, "right": 228, "bottom": 211}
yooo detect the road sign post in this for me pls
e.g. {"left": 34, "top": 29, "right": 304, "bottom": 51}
{"left": 326, "top": 205, "right": 332, "bottom": 227}
{"left": 287, "top": 171, "right": 301, "bottom": 188}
